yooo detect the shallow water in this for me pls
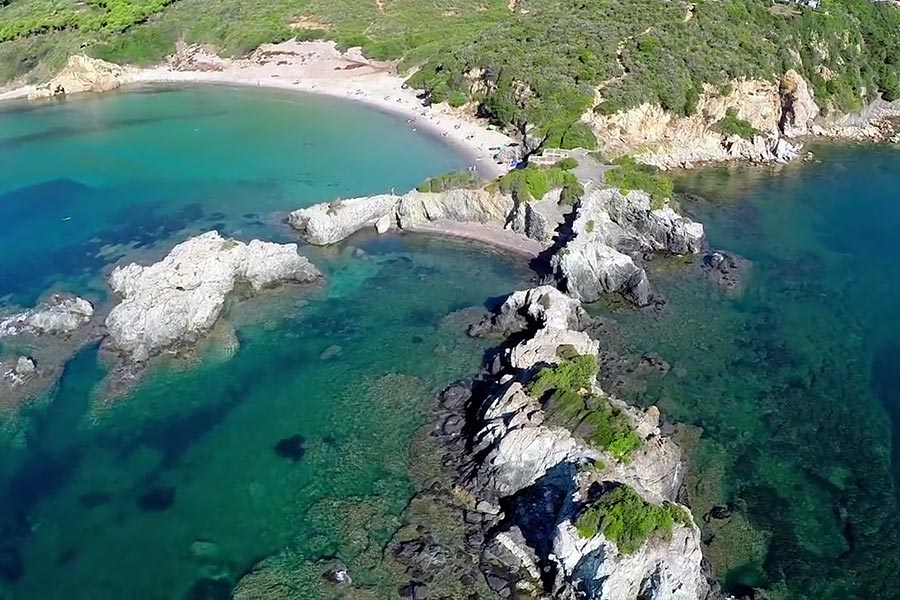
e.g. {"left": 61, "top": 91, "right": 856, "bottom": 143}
{"left": 599, "top": 143, "right": 900, "bottom": 599}
{"left": 0, "top": 87, "right": 533, "bottom": 598}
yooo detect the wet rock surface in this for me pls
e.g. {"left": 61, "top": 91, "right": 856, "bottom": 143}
{"left": 702, "top": 251, "right": 750, "bottom": 297}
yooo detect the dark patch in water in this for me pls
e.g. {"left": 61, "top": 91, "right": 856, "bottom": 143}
{"left": 0, "top": 545, "right": 24, "bottom": 583}
{"left": 185, "top": 577, "right": 233, "bottom": 600}
{"left": 206, "top": 212, "right": 226, "bottom": 222}
{"left": 410, "top": 335, "right": 424, "bottom": 344}
{"left": 78, "top": 491, "right": 112, "bottom": 509}
{"left": 56, "top": 548, "right": 78, "bottom": 566}
{"left": 243, "top": 213, "right": 258, "bottom": 220}
{"left": 274, "top": 435, "right": 307, "bottom": 462}
{"left": 407, "top": 308, "right": 439, "bottom": 328}
{"left": 137, "top": 486, "right": 176, "bottom": 511}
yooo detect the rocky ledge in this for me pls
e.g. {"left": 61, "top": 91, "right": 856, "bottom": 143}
{"left": 289, "top": 180, "right": 704, "bottom": 307}
{"left": 27, "top": 55, "right": 127, "bottom": 100}
{"left": 105, "top": 231, "right": 322, "bottom": 362}
{"left": 0, "top": 295, "right": 94, "bottom": 338}
{"left": 416, "top": 285, "right": 710, "bottom": 599}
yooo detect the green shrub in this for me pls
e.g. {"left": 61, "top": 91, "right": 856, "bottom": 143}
{"left": 527, "top": 351, "right": 643, "bottom": 462}
{"left": 416, "top": 171, "right": 483, "bottom": 193}
{"left": 555, "top": 157, "right": 579, "bottom": 170}
{"left": 711, "top": 107, "right": 759, "bottom": 140}
{"left": 574, "top": 485, "right": 690, "bottom": 554}
{"left": 491, "top": 165, "right": 584, "bottom": 203}
{"left": 604, "top": 156, "right": 674, "bottom": 209}
{"left": 526, "top": 353, "right": 598, "bottom": 399}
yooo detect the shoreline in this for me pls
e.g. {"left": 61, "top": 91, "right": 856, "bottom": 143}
{"left": 0, "top": 41, "right": 516, "bottom": 179}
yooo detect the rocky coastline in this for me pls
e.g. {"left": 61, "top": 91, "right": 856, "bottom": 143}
{"left": 289, "top": 176, "right": 705, "bottom": 308}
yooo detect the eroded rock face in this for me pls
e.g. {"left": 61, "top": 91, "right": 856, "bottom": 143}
{"left": 2, "top": 356, "right": 37, "bottom": 387}
{"left": 0, "top": 295, "right": 94, "bottom": 337}
{"left": 396, "top": 188, "right": 515, "bottom": 229}
{"left": 454, "top": 286, "right": 707, "bottom": 598}
{"left": 106, "top": 231, "right": 321, "bottom": 361}
{"left": 28, "top": 55, "right": 126, "bottom": 100}
{"left": 552, "top": 187, "right": 703, "bottom": 305}
{"left": 584, "top": 74, "right": 814, "bottom": 168}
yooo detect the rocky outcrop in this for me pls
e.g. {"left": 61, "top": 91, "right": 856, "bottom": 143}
{"left": 0, "top": 295, "right": 94, "bottom": 337}
{"left": 105, "top": 231, "right": 321, "bottom": 362}
{"left": 287, "top": 188, "right": 517, "bottom": 245}
{"left": 287, "top": 195, "right": 398, "bottom": 245}
{"left": 584, "top": 71, "right": 814, "bottom": 168}
{"left": 443, "top": 286, "right": 707, "bottom": 598}
{"left": 552, "top": 187, "right": 704, "bottom": 305}
{"left": 27, "top": 55, "right": 127, "bottom": 100}
{"left": 2, "top": 356, "right": 37, "bottom": 387}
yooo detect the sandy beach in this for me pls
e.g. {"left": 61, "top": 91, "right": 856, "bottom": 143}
{"left": 405, "top": 220, "right": 547, "bottom": 259}
{"left": 0, "top": 40, "right": 516, "bottom": 178}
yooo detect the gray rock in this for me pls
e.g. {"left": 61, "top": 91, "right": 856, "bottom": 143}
{"left": 455, "top": 285, "right": 706, "bottom": 599}
{"left": 552, "top": 187, "right": 703, "bottom": 305}
{"left": 0, "top": 295, "right": 94, "bottom": 337}
{"left": 2, "top": 356, "right": 37, "bottom": 387}
{"left": 396, "top": 188, "right": 514, "bottom": 229}
{"left": 106, "top": 231, "right": 321, "bottom": 362}
{"left": 288, "top": 195, "right": 398, "bottom": 245}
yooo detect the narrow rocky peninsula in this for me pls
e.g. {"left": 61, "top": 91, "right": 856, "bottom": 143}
{"left": 106, "top": 231, "right": 322, "bottom": 362}
{"left": 288, "top": 168, "right": 704, "bottom": 306}
{"left": 439, "top": 286, "right": 706, "bottom": 598}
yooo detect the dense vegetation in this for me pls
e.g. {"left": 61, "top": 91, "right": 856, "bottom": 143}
{"left": 604, "top": 156, "right": 674, "bottom": 209}
{"left": 575, "top": 485, "right": 689, "bottom": 554}
{"left": 490, "top": 162, "right": 584, "bottom": 203}
{"left": 415, "top": 170, "right": 482, "bottom": 193}
{"left": 2, "top": 0, "right": 897, "bottom": 150}
{"left": 526, "top": 349, "right": 642, "bottom": 462}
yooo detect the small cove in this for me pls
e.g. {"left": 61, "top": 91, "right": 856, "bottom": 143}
{"left": 0, "top": 86, "right": 534, "bottom": 597}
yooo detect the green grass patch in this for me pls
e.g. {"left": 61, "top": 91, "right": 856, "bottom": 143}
{"left": 574, "top": 485, "right": 690, "bottom": 554}
{"left": 604, "top": 156, "right": 674, "bottom": 210}
{"left": 711, "top": 107, "right": 759, "bottom": 140}
{"left": 490, "top": 164, "right": 584, "bottom": 204}
{"left": 526, "top": 350, "right": 642, "bottom": 462}
{"left": 415, "top": 170, "right": 483, "bottom": 193}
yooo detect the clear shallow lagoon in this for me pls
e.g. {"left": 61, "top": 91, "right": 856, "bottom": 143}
{"left": 600, "top": 144, "right": 900, "bottom": 598}
{"left": 0, "top": 87, "right": 533, "bottom": 598}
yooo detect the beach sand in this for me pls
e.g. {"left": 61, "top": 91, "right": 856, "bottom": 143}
{"left": 0, "top": 40, "right": 516, "bottom": 178}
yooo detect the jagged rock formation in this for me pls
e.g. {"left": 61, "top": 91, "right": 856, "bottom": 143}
{"left": 552, "top": 187, "right": 704, "bottom": 305}
{"left": 105, "top": 231, "right": 321, "bottom": 361}
{"left": 0, "top": 295, "right": 94, "bottom": 337}
{"left": 27, "top": 55, "right": 127, "bottom": 100}
{"left": 584, "top": 70, "right": 815, "bottom": 168}
{"left": 443, "top": 286, "right": 707, "bottom": 598}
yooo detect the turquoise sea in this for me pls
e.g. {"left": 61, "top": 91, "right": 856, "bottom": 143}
{"left": 600, "top": 144, "right": 900, "bottom": 598}
{"left": 3, "top": 85, "right": 900, "bottom": 600}
{"left": 0, "top": 86, "right": 534, "bottom": 598}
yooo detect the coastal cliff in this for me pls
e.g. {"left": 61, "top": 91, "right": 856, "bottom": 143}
{"left": 106, "top": 231, "right": 322, "bottom": 362}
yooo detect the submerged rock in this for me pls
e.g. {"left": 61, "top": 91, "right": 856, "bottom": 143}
{"left": 137, "top": 486, "right": 176, "bottom": 511}
{"left": 105, "top": 231, "right": 322, "bottom": 362}
{"left": 274, "top": 435, "right": 306, "bottom": 462}
{"left": 0, "top": 295, "right": 94, "bottom": 338}
{"left": 185, "top": 576, "right": 232, "bottom": 600}
{"left": 702, "top": 251, "right": 750, "bottom": 297}
{"left": 0, "top": 545, "right": 24, "bottom": 583}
